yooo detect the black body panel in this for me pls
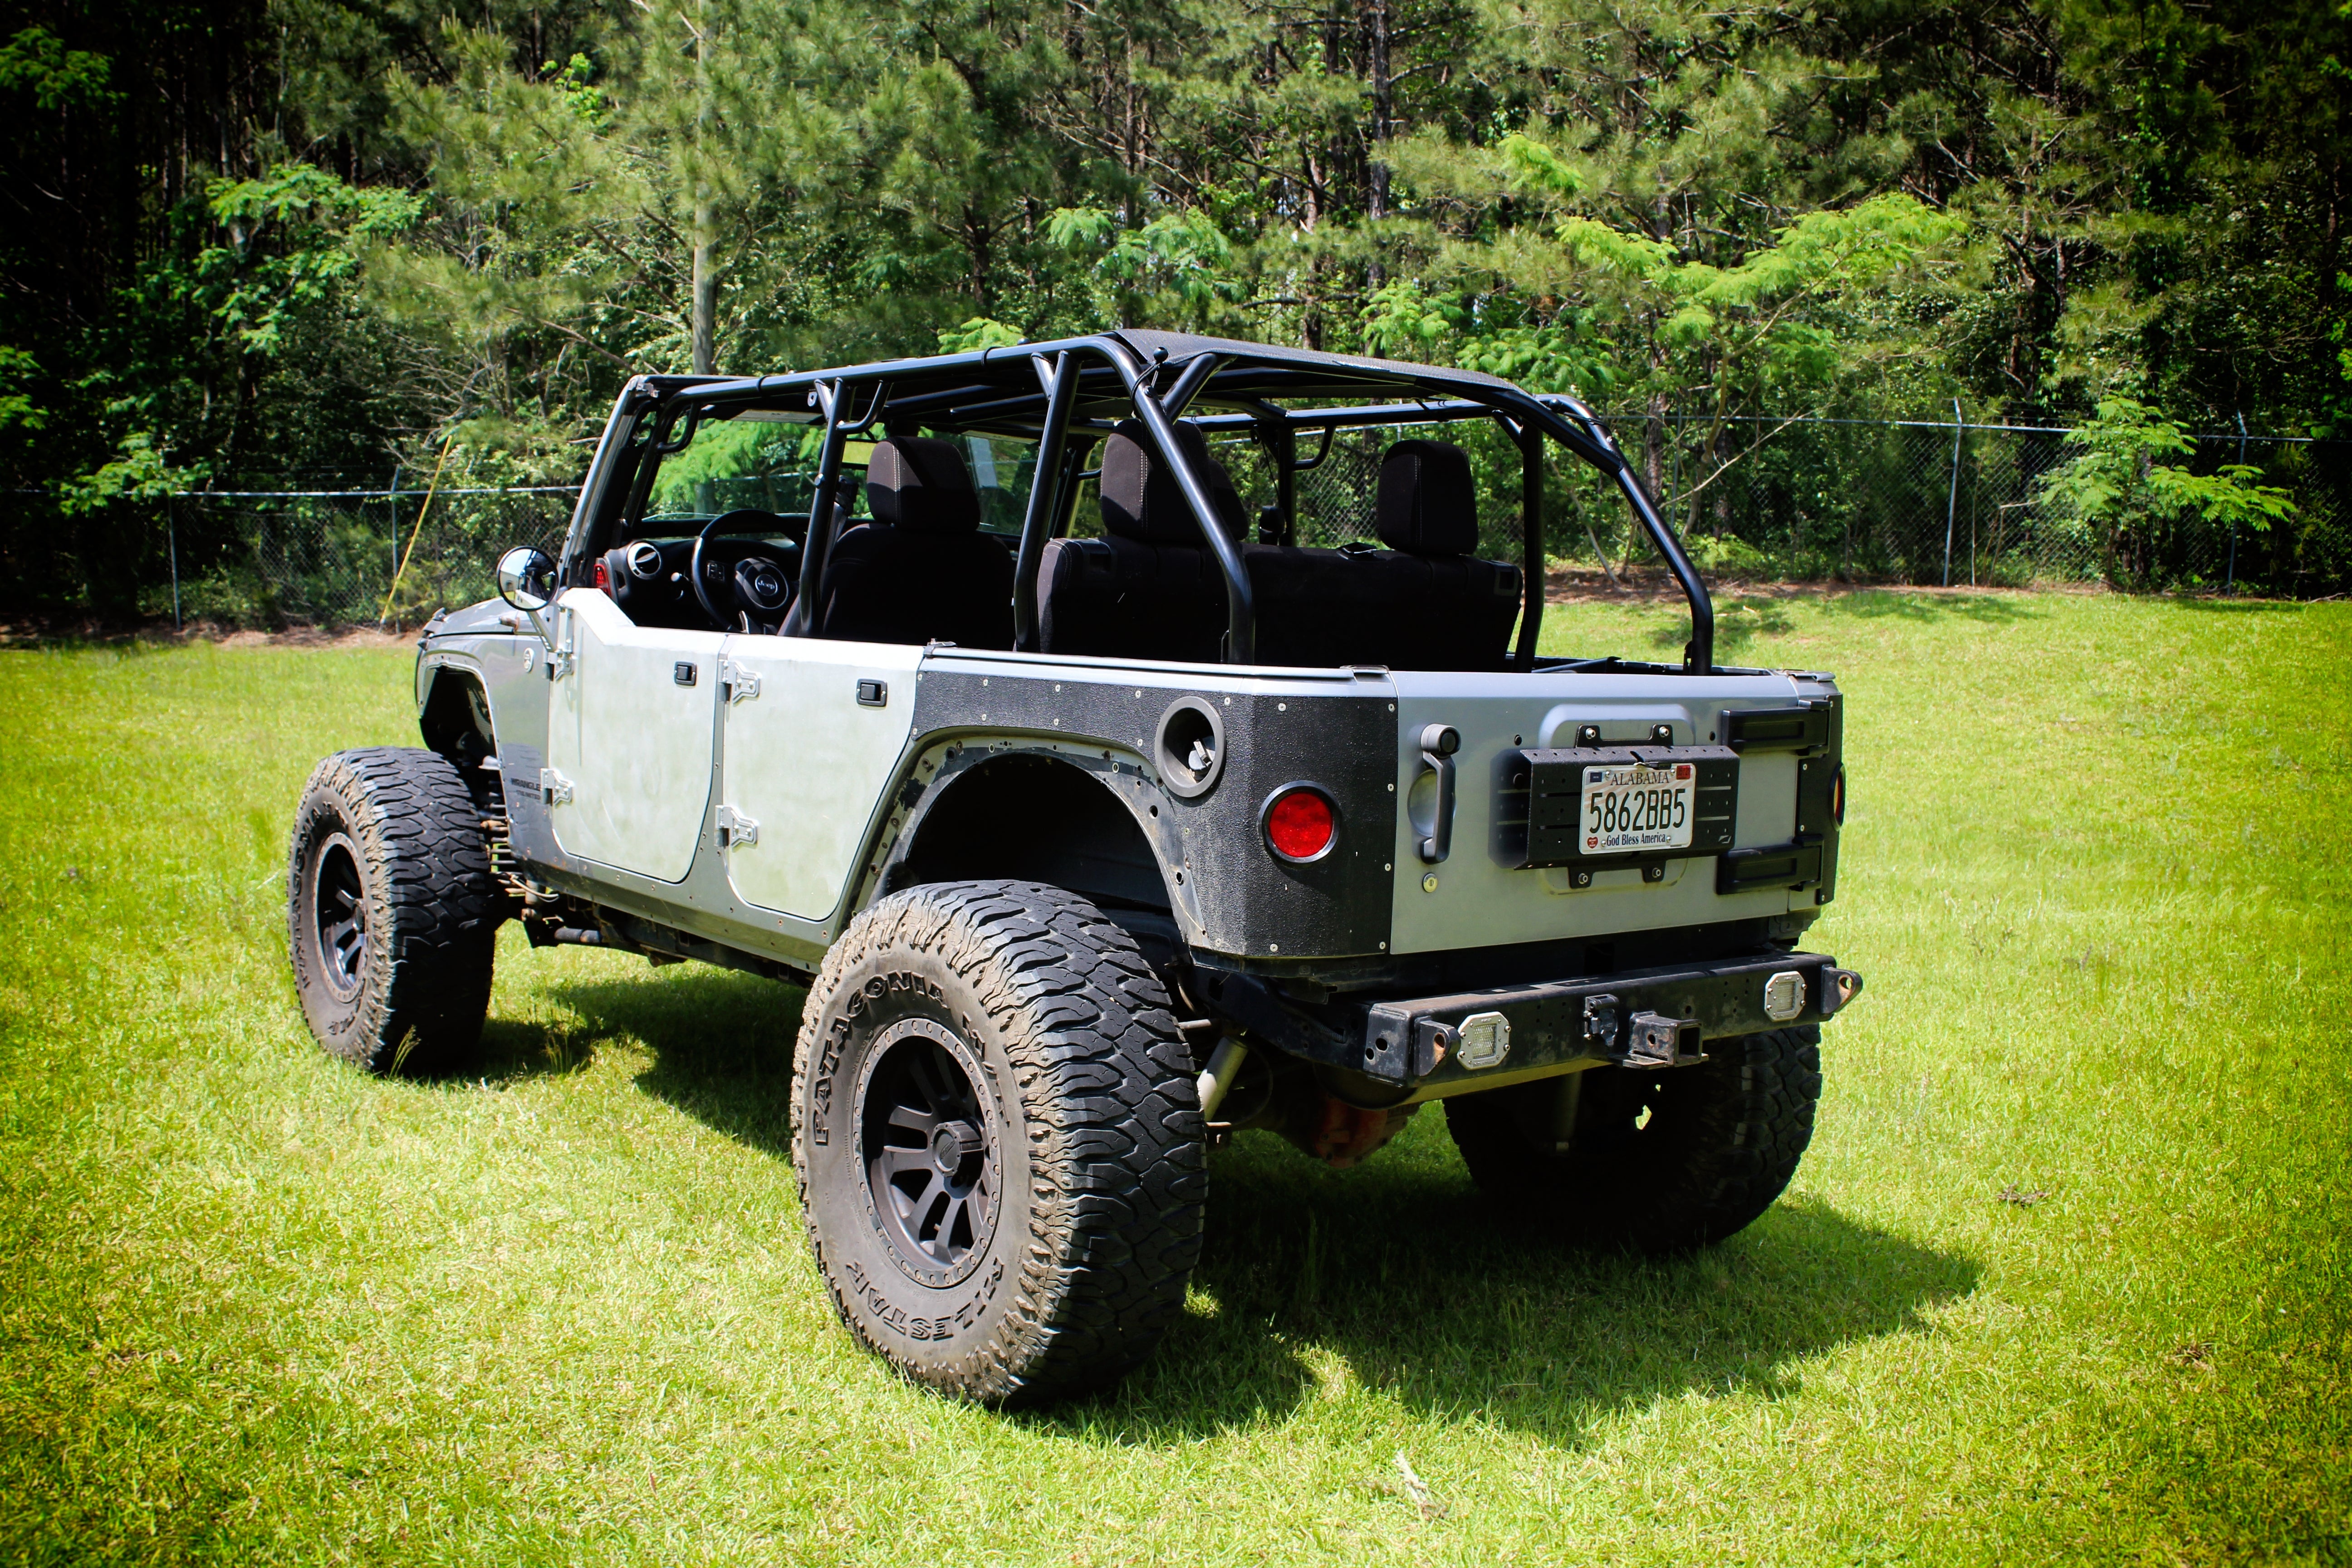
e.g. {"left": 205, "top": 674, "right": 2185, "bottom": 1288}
{"left": 909, "top": 670, "right": 1397, "bottom": 959}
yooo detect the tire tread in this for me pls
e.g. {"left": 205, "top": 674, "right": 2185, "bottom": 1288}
{"left": 790, "top": 879, "right": 1205, "bottom": 1404}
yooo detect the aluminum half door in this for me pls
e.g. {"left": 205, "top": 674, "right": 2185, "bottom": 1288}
{"left": 543, "top": 588, "right": 722, "bottom": 883}
{"left": 715, "top": 636, "right": 925, "bottom": 921}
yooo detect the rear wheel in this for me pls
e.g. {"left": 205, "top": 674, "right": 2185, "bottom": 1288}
{"left": 1444, "top": 1026, "right": 1822, "bottom": 1252}
{"left": 287, "top": 747, "right": 504, "bottom": 1074}
{"left": 791, "top": 880, "right": 1205, "bottom": 1405}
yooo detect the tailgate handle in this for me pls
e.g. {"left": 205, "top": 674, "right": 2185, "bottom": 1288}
{"left": 1416, "top": 723, "right": 1460, "bottom": 863}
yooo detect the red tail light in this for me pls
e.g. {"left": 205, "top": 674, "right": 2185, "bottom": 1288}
{"left": 1264, "top": 786, "right": 1337, "bottom": 862}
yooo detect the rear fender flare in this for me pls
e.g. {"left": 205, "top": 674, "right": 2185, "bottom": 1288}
{"left": 856, "top": 740, "right": 1201, "bottom": 936}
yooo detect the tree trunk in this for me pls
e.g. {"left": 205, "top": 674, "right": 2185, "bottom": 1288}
{"left": 1364, "top": 0, "right": 1392, "bottom": 290}
{"left": 691, "top": 0, "right": 716, "bottom": 375}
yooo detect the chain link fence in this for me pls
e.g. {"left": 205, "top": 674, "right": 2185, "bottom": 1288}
{"left": 166, "top": 488, "right": 576, "bottom": 627}
{"left": 3, "top": 416, "right": 2343, "bottom": 630}
{"left": 1225, "top": 414, "right": 2349, "bottom": 596}
{"left": 0, "top": 485, "right": 575, "bottom": 629}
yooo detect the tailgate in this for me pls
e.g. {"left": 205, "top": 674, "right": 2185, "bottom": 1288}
{"left": 1387, "top": 666, "right": 1843, "bottom": 956}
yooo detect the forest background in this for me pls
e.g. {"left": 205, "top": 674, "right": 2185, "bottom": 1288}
{"left": 2, "top": 0, "right": 2349, "bottom": 610}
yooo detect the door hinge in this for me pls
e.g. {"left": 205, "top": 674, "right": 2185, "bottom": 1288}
{"left": 715, "top": 804, "right": 759, "bottom": 848}
{"left": 719, "top": 658, "right": 760, "bottom": 704}
{"left": 545, "top": 644, "right": 575, "bottom": 681}
{"left": 539, "top": 767, "right": 574, "bottom": 806}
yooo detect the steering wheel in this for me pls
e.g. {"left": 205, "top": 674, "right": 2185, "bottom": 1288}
{"left": 689, "top": 510, "right": 800, "bottom": 634}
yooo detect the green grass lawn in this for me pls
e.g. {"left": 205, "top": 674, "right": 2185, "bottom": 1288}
{"left": 2, "top": 592, "right": 2347, "bottom": 1566}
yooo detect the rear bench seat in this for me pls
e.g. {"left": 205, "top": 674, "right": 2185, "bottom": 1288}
{"left": 1039, "top": 429, "right": 1522, "bottom": 670}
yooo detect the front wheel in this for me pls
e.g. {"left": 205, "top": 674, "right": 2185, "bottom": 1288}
{"left": 791, "top": 880, "right": 1205, "bottom": 1405}
{"left": 1444, "top": 1026, "right": 1822, "bottom": 1252}
{"left": 286, "top": 747, "right": 504, "bottom": 1074}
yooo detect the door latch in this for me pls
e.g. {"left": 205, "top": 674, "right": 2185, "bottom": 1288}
{"left": 539, "top": 768, "right": 574, "bottom": 806}
{"left": 715, "top": 804, "right": 759, "bottom": 848}
{"left": 719, "top": 658, "right": 760, "bottom": 704}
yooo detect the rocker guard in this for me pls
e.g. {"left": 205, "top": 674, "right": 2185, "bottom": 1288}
{"left": 1356, "top": 951, "right": 1861, "bottom": 1092}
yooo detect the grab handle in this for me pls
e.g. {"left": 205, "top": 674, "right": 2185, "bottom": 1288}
{"left": 1417, "top": 723, "right": 1460, "bottom": 863}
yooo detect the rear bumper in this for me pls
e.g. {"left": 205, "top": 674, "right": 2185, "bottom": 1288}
{"left": 1360, "top": 950, "right": 1861, "bottom": 1093}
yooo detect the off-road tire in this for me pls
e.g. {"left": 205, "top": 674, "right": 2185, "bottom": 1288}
{"left": 1445, "top": 1026, "right": 1821, "bottom": 1252}
{"left": 287, "top": 747, "right": 504, "bottom": 1075}
{"left": 791, "top": 880, "right": 1205, "bottom": 1405}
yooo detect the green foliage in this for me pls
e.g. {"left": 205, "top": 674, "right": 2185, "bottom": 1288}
{"left": 0, "top": 24, "right": 115, "bottom": 112}
{"left": 57, "top": 431, "right": 203, "bottom": 515}
{"left": 2149, "top": 463, "right": 2298, "bottom": 535}
{"left": 2036, "top": 397, "right": 2299, "bottom": 584}
{"left": 0, "top": 0, "right": 2346, "bottom": 526}
{"left": 936, "top": 317, "right": 1023, "bottom": 353}
{"left": 0, "top": 347, "right": 44, "bottom": 434}
{"left": 200, "top": 167, "right": 421, "bottom": 357}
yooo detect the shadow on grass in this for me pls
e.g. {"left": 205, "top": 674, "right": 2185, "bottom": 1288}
{"left": 1634, "top": 588, "right": 2042, "bottom": 656}
{"left": 479, "top": 967, "right": 804, "bottom": 1156}
{"left": 1037, "top": 1130, "right": 1978, "bottom": 1446}
{"left": 2168, "top": 596, "right": 2309, "bottom": 614}
{"left": 525, "top": 967, "right": 1976, "bottom": 1447}
{"left": 1814, "top": 588, "right": 2042, "bottom": 624}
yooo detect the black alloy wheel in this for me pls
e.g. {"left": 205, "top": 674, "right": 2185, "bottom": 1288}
{"left": 858, "top": 1020, "right": 998, "bottom": 1285}
{"left": 309, "top": 833, "right": 370, "bottom": 998}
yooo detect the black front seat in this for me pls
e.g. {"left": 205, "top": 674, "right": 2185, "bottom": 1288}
{"left": 810, "top": 437, "right": 1014, "bottom": 648}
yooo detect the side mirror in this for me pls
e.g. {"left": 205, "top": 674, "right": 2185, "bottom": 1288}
{"left": 495, "top": 546, "right": 558, "bottom": 644}
{"left": 497, "top": 546, "right": 555, "bottom": 611}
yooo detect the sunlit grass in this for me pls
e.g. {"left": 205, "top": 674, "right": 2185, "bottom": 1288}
{"left": 1, "top": 596, "right": 2347, "bottom": 1564}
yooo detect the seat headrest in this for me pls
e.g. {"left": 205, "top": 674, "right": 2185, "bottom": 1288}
{"left": 1100, "top": 420, "right": 1247, "bottom": 546}
{"left": 864, "top": 437, "right": 980, "bottom": 534}
{"left": 1376, "top": 439, "right": 1478, "bottom": 556}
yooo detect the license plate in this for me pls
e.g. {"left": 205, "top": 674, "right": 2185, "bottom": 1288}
{"left": 1578, "top": 762, "right": 1696, "bottom": 854}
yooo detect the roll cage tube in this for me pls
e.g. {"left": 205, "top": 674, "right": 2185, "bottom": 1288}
{"left": 783, "top": 379, "right": 887, "bottom": 637}
{"left": 1532, "top": 392, "right": 1716, "bottom": 675}
{"left": 1511, "top": 416, "right": 1544, "bottom": 671}
{"left": 613, "top": 336, "right": 1711, "bottom": 673}
{"left": 1011, "top": 352, "right": 1079, "bottom": 651}
{"left": 1113, "top": 347, "right": 1258, "bottom": 663}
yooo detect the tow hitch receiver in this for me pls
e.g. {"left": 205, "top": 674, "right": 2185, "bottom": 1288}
{"left": 1622, "top": 1010, "right": 1706, "bottom": 1068}
{"left": 1358, "top": 952, "right": 1862, "bottom": 1089}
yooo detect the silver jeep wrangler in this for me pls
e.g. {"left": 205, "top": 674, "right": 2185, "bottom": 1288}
{"left": 287, "top": 330, "right": 1861, "bottom": 1405}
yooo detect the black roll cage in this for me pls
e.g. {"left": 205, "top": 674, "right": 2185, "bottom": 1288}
{"left": 588, "top": 330, "right": 1717, "bottom": 673}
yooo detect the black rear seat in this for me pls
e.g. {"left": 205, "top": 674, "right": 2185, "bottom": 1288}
{"left": 1037, "top": 429, "right": 1521, "bottom": 669}
{"left": 812, "top": 437, "right": 1013, "bottom": 648}
{"left": 1037, "top": 421, "right": 1249, "bottom": 663}
{"left": 1250, "top": 438, "right": 1521, "bottom": 671}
